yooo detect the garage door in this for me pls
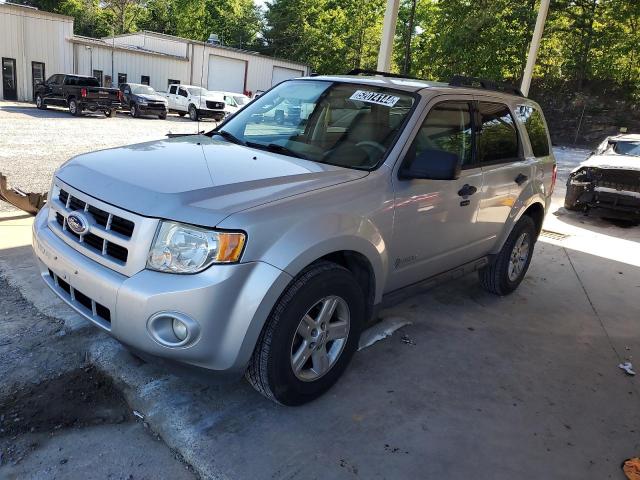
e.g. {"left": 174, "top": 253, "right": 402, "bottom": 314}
{"left": 207, "top": 55, "right": 246, "bottom": 93}
{"left": 272, "top": 66, "right": 304, "bottom": 86}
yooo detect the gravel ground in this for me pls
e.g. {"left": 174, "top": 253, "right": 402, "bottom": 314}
{"left": 0, "top": 101, "right": 217, "bottom": 210}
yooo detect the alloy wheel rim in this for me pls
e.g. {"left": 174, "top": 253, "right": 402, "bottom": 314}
{"left": 290, "top": 295, "right": 350, "bottom": 382}
{"left": 508, "top": 232, "right": 530, "bottom": 281}
{"left": 69, "top": 101, "right": 76, "bottom": 113}
{"left": 189, "top": 108, "right": 196, "bottom": 120}
{"left": 130, "top": 105, "right": 136, "bottom": 116}
{"left": 36, "top": 96, "right": 41, "bottom": 107}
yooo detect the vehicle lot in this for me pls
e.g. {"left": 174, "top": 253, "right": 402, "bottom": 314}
{"left": 1, "top": 101, "right": 639, "bottom": 479}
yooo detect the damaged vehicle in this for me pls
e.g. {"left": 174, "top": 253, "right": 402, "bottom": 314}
{"left": 565, "top": 134, "right": 640, "bottom": 222}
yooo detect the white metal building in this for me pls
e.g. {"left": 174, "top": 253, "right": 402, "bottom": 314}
{"left": 0, "top": 2, "right": 309, "bottom": 102}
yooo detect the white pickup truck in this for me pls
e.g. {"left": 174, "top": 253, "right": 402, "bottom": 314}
{"left": 164, "top": 84, "right": 226, "bottom": 121}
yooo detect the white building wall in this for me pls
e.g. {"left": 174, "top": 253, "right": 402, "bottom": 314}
{"left": 73, "top": 41, "right": 189, "bottom": 92}
{"left": 0, "top": 4, "right": 73, "bottom": 101}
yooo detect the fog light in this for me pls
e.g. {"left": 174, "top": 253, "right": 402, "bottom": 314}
{"left": 172, "top": 318, "right": 188, "bottom": 341}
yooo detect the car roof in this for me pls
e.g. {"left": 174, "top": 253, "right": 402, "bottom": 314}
{"left": 299, "top": 74, "right": 528, "bottom": 101}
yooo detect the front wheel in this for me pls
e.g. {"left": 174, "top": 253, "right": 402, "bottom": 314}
{"left": 68, "top": 98, "right": 82, "bottom": 116}
{"left": 35, "top": 94, "right": 47, "bottom": 110}
{"left": 158, "top": 111, "right": 167, "bottom": 120}
{"left": 188, "top": 105, "right": 198, "bottom": 121}
{"left": 246, "top": 261, "right": 364, "bottom": 405}
{"left": 130, "top": 104, "right": 139, "bottom": 118}
{"left": 478, "top": 215, "right": 537, "bottom": 296}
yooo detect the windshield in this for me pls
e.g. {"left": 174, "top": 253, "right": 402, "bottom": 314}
{"left": 188, "top": 87, "right": 207, "bottom": 96}
{"left": 214, "top": 80, "right": 416, "bottom": 170}
{"left": 613, "top": 141, "right": 640, "bottom": 157}
{"left": 234, "top": 95, "right": 249, "bottom": 106}
{"left": 132, "top": 85, "right": 156, "bottom": 95}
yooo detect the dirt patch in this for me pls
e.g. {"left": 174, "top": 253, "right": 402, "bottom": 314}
{"left": 0, "top": 366, "right": 131, "bottom": 440}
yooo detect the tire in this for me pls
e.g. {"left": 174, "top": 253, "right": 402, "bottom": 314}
{"left": 158, "top": 111, "right": 167, "bottom": 120}
{"left": 246, "top": 261, "right": 365, "bottom": 406}
{"left": 478, "top": 215, "right": 537, "bottom": 296}
{"left": 68, "top": 98, "right": 82, "bottom": 116}
{"left": 564, "top": 183, "right": 585, "bottom": 211}
{"left": 104, "top": 109, "right": 116, "bottom": 118}
{"left": 35, "top": 94, "right": 47, "bottom": 110}
{"left": 188, "top": 105, "right": 198, "bottom": 121}
{"left": 130, "top": 104, "right": 139, "bottom": 118}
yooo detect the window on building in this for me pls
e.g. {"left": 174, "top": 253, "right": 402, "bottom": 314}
{"left": 404, "top": 101, "right": 473, "bottom": 169}
{"left": 168, "top": 79, "right": 180, "bottom": 90}
{"left": 117, "top": 73, "right": 127, "bottom": 87}
{"left": 516, "top": 105, "right": 550, "bottom": 157}
{"left": 141, "top": 75, "right": 150, "bottom": 86}
{"left": 477, "top": 102, "right": 519, "bottom": 164}
{"left": 93, "top": 70, "right": 103, "bottom": 86}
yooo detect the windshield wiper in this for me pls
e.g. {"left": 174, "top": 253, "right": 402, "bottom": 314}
{"left": 211, "top": 130, "right": 246, "bottom": 146}
{"left": 246, "top": 142, "right": 309, "bottom": 160}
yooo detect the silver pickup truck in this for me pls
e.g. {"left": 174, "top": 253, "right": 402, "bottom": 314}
{"left": 32, "top": 73, "right": 556, "bottom": 405}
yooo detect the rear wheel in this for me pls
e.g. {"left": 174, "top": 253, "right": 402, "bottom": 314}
{"left": 35, "top": 94, "right": 46, "bottom": 110}
{"left": 479, "top": 215, "right": 537, "bottom": 296}
{"left": 246, "top": 261, "right": 364, "bottom": 405}
{"left": 188, "top": 105, "right": 198, "bottom": 121}
{"left": 68, "top": 98, "right": 82, "bottom": 116}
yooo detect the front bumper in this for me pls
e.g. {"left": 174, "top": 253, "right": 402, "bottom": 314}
{"left": 137, "top": 104, "right": 167, "bottom": 115}
{"left": 32, "top": 207, "right": 292, "bottom": 375}
{"left": 197, "top": 109, "right": 225, "bottom": 120}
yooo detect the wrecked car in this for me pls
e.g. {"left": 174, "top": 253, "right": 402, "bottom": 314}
{"left": 565, "top": 134, "right": 640, "bottom": 221}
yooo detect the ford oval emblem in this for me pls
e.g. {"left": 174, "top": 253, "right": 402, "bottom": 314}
{"left": 66, "top": 211, "right": 90, "bottom": 235}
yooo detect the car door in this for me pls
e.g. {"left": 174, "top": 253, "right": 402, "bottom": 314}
{"left": 473, "top": 97, "right": 534, "bottom": 245}
{"left": 388, "top": 96, "right": 487, "bottom": 292}
{"left": 167, "top": 85, "right": 178, "bottom": 109}
{"left": 177, "top": 87, "right": 189, "bottom": 111}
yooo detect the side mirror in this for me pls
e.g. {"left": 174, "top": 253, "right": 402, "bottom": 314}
{"left": 399, "top": 149, "right": 461, "bottom": 181}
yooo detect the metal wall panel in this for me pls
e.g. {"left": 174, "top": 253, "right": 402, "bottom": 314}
{"left": 0, "top": 4, "right": 73, "bottom": 101}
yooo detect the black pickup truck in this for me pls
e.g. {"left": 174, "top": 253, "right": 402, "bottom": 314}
{"left": 34, "top": 74, "right": 122, "bottom": 117}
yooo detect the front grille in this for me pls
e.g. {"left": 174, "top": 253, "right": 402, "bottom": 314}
{"left": 146, "top": 102, "right": 166, "bottom": 109}
{"left": 206, "top": 101, "right": 224, "bottom": 110}
{"left": 54, "top": 188, "right": 133, "bottom": 265}
{"left": 47, "top": 268, "right": 111, "bottom": 325}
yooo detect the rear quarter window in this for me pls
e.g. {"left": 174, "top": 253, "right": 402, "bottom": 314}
{"left": 516, "top": 105, "right": 550, "bottom": 157}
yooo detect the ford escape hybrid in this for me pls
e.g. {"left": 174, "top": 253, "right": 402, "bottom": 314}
{"left": 32, "top": 72, "right": 556, "bottom": 405}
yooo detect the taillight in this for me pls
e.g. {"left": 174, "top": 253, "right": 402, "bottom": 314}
{"left": 81, "top": 88, "right": 87, "bottom": 98}
{"left": 550, "top": 163, "right": 558, "bottom": 195}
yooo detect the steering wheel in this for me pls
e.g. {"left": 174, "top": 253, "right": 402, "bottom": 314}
{"left": 355, "top": 140, "right": 386, "bottom": 156}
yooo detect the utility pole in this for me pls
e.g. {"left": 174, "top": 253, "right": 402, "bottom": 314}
{"left": 402, "top": 0, "right": 417, "bottom": 75}
{"left": 521, "top": 0, "right": 550, "bottom": 96}
{"left": 377, "top": 0, "right": 400, "bottom": 72}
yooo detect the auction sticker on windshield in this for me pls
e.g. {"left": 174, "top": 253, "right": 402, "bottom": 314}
{"left": 349, "top": 90, "right": 400, "bottom": 107}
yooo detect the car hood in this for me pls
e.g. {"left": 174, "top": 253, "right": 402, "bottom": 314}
{"left": 55, "top": 135, "right": 368, "bottom": 226}
{"left": 135, "top": 93, "right": 167, "bottom": 103}
{"left": 575, "top": 154, "right": 640, "bottom": 172}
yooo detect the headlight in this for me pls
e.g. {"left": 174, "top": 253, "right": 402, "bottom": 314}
{"left": 138, "top": 100, "right": 148, "bottom": 105}
{"left": 147, "top": 221, "right": 246, "bottom": 274}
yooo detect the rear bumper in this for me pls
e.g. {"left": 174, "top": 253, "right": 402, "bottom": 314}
{"left": 32, "top": 206, "right": 293, "bottom": 375}
{"left": 82, "top": 100, "right": 122, "bottom": 110}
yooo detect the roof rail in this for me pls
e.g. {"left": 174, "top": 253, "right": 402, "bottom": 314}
{"left": 346, "top": 69, "right": 423, "bottom": 81}
{"left": 449, "top": 75, "right": 525, "bottom": 97}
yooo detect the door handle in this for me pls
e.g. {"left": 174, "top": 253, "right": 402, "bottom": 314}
{"left": 457, "top": 184, "right": 477, "bottom": 197}
{"left": 515, "top": 173, "right": 528, "bottom": 185}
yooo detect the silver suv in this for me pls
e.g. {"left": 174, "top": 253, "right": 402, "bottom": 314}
{"left": 32, "top": 73, "right": 556, "bottom": 405}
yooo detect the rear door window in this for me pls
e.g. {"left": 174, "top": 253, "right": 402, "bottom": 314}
{"left": 516, "top": 105, "right": 550, "bottom": 157}
{"left": 477, "top": 102, "right": 519, "bottom": 164}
